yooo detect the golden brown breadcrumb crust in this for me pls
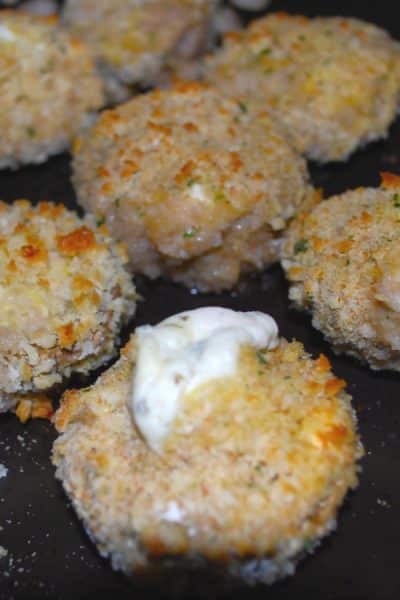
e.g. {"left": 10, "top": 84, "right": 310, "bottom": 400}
{"left": 282, "top": 173, "right": 400, "bottom": 371}
{"left": 53, "top": 335, "right": 361, "bottom": 591}
{"left": 205, "top": 13, "right": 400, "bottom": 162}
{"left": 62, "top": 0, "right": 216, "bottom": 97}
{"left": 0, "top": 200, "right": 136, "bottom": 413}
{"left": 72, "top": 82, "right": 314, "bottom": 292}
{"left": 0, "top": 10, "right": 104, "bottom": 169}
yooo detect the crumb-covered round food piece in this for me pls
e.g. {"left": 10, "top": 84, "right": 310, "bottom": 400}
{"left": 205, "top": 13, "right": 400, "bottom": 163}
{"left": 62, "top": 0, "right": 216, "bottom": 95}
{"left": 53, "top": 313, "right": 361, "bottom": 592}
{"left": 72, "top": 83, "right": 313, "bottom": 293}
{"left": 282, "top": 173, "right": 400, "bottom": 371}
{"left": 0, "top": 10, "right": 104, "bottom": 169}
{"left": 0, "top": 200, "right": 136, "bottom": 413}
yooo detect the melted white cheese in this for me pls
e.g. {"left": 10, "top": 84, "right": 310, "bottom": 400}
{"left": 0, "top": 25, "right": 16, "bottom": 42}
{"left": 188, "top": 182, "right": 209, "bottom": 204}
{"left": 130, "top": 307, "right": 279, "bottom": 453}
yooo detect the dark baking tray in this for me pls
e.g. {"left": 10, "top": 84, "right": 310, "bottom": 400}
{"left": 0, "top": 1, "right": 400, "bottom": 599}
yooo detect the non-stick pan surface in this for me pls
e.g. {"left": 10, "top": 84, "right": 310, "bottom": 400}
{"left": 0, "top": 1, "right": 399, "bottom": 599}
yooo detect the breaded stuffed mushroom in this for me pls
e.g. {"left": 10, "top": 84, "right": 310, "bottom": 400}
{"left": 72, "top": 83, "right": 314, "bottom": 293}
{"left": 205, "top": 13, "right": 400, "bottom": 163}
{"left": 0, "top": 10, "right": 104, "bottom": 169}
{"left": 282, "top": 172, "right": 400, "bottom": 371}
{"left": 53, "top": 307, "right": 361, "bottom": 593}
{"left": 62, "top": 0, "right": 216, "bottom": 99}
{"left": 0, "top": 200, "right": 136, "bottom": 415}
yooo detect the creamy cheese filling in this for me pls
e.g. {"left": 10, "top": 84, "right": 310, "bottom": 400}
{"left": 0, "top": 24, "right": 16, "bottom": 42}
{"left": 130, "top": 307, "right": 279, "bottom": 453}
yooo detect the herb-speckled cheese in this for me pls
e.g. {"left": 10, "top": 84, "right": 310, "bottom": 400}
{"left": 130, "top": 307, "right": 279, "bottom": 452}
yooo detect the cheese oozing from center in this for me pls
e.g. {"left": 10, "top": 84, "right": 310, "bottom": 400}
{"left": 130, "top": 307, "right": 279, "bottom": 453}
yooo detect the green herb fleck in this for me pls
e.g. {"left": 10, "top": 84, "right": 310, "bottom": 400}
{"left": 254, "top": 462, "right": 264, "bottom": 472}
{"left": 114, "top": 197, "right": 121, "bottom": 208}
{"left": 294, "top": 239, "right": 309, "bottom": 254}
{"left": 257, "top": 47, "right": 271, "bottom": 58}
{"left": 303, "top": 538, "right": 314, "bottom": 553}
{"left": 237, "top": 101, "right": 248, "bottom": 114}
{"left": 256, "top": 350, "right": 267, "bottom": 365}
{"left": 40, "top": 59, "right": 55, "bottom": 74}
{"left": 183, "top": 226, "right": 200, "bottom": 239}
{"left": 187, "top": 178, "right": 197, "bottom": 187}
{"left": 393, "top": 193, "right": 400, "bottom": 208}
{"left": 26, "top": 126, "right": 36, "bottom": 138}
{"left": 134, "top": 206, "right": 144, "bottom": 217}
{"left": 96, "top": 216, "right": 106, "bottom": 227}
{"left": 298, "top": 34, "right": 306, "bottom": 41}
{"left": 214, "top": 190, "right": 227, "bottom": 203}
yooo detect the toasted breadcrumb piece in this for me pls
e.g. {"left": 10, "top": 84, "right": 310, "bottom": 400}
{"left": 15, "top": 394, "right": 53, "bottom": 423}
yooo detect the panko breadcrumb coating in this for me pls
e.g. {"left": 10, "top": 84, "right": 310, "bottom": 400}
{"left": 205, "top": 13, "right": 400, "bottom": 163}
{"left": 53, "top": 332, "right": 361, "bottom": 592}
{"left": 282, "top": 173, "right": 400, "bottom": 371}
{"left": 0, "top": 10, "right": 104, "bottom": 170}
{"left": 0, "top": 200, "right": 136, "bottom": 413}
{"left": 72, "top": 82, "right": 314, "bottom": 293}
{"left": 62, "top": 0, "right": 216, "bottom": 98}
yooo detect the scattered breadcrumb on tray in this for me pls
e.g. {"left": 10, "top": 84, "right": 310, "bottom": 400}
{"left": 15, "top": 395, "right": 54, "bottom": 424}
